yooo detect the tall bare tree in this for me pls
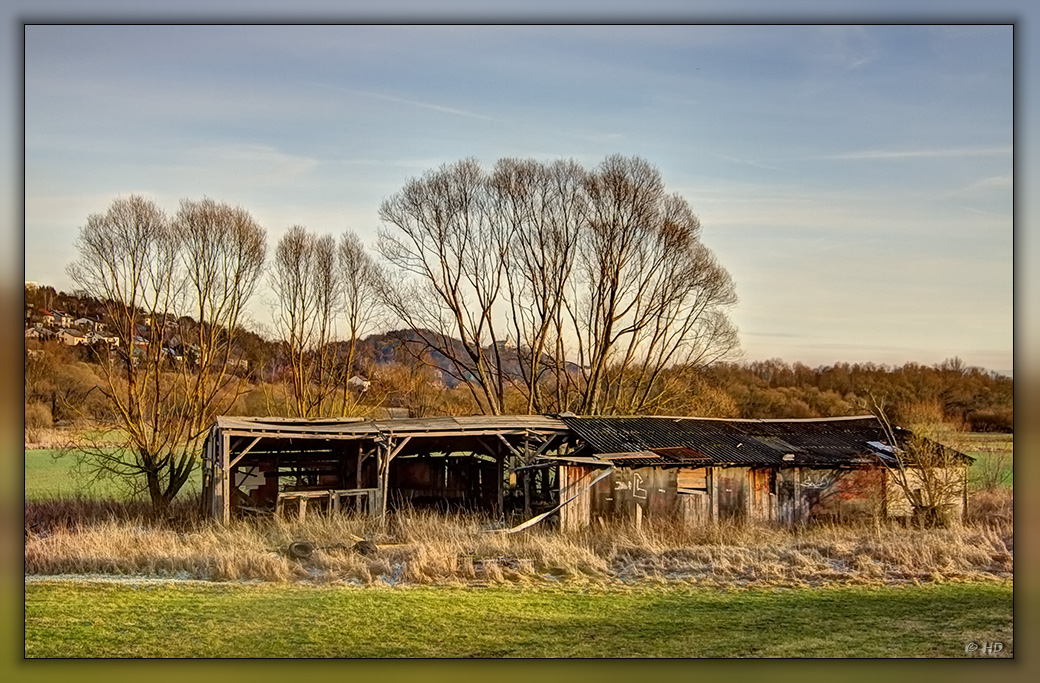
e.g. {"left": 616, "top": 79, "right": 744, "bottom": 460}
{"left": 174, "top": 197, "right": 266, "bottom": 432}
{"left": 377, "top": 155, "right": 739, "bottom": 416}
{"left": 378, "top": 159, "right": 514, "bottom": 414}
{"left": 334, "top": 230, "right": 384, "bottom": 415}
{"left": 567, "top": 156, "right": 738, "bottom": 414}
{"left": 66, "top": 196, "right": 266, "bottom": 512}
{"left": 271, "top": 226, "right": 342, "bottom": 417}
{"left": 494, "top": 158, "right": 586, "bottom": 413}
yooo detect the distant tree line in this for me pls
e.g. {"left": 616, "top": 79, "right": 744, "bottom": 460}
{"left": 698, "top": 357, "right": 1013, "bottom": 431}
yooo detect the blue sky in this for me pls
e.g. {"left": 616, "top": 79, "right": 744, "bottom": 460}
{"left": 21, "top": 22, "right": 1015, "bottom": 375}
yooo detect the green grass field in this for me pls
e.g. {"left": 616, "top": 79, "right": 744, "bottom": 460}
{"left": 25, "top": 449, "right": 202, "bottom": 501}
{"left": 24, "top": 581, "right": 1012, "bottom": 658}
{"left": 954, "top": 433, "right": 1014, "bottom": 488}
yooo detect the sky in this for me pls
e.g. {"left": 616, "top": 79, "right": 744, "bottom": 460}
{"left": 20, "top": 18, "right": 1018, "bottom": 376}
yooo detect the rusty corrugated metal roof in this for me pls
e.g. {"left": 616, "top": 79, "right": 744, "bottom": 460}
{"left": 559, "top": 415, "right": 904, "bottom": 467}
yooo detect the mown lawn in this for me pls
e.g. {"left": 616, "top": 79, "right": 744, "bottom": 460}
{"left": 25, "top": 449, "right": 201, "bottom": 501}
{"left": 24, "top": 581, "right": 1012, "bottom": 658}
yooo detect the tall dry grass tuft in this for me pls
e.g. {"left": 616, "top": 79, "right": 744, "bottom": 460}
{"left": 966, "top": 487, "right": 1013, "bottom": 526}
{"left": 25, "top": 504, "right": 1013, "bottom": 587}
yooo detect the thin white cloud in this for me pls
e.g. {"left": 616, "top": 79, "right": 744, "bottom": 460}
{"left": 813, "top": 146, "right": 1012, "bottom": 161}
{"left": 969, "top": 173, "right": 1014, "bottom": 189}
{"left": 714, "top": 154, "right": 786, "bottom": 173}
{"left": 307, "top": 82, "right": 498, "bottom": 122}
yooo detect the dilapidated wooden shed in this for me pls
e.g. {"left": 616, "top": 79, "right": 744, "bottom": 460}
{"left": 555, "top": 415, "right": 971, "bottom": 530}
{"left": 201, "top": 415, "right": 574, "bottom": 524}
{"left": 202, "top": 414, "right": 970, "bottom": 528}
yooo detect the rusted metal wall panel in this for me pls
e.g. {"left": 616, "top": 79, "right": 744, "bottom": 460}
{"left": 800, "top": 468, "right": 885, "bottom": 522}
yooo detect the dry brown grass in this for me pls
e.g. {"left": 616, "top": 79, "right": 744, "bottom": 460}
{"left": 24, "top": 499, "right": 1013, "bottom": 587}
{"left": 966, "top": 487, "right": 1014, "bottom": 527}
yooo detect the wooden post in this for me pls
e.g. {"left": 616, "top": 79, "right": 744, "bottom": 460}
{"left": 379, "top": 440, "right": 391, "bottom": 522}
{"left": 881, "top": 468, "right": 888, "bottom": 520}
{"left": 558, "top": 465, "right": 570, "bottom": 531}
{"left": 742, "top": 468, "right": 751, "bottom": 522}
{"left": 221, "top": 431, "right": 231, "bottom": 524}
{"left": 298, "top": 497, "right": 307, "bottom": 522}
{"left": 496, "top": 443, "right": 504, "bottom": 516}
{"left": 961, "top": 467, "right": 968, "bottom": 522}
{"left": 355, "top": 442, "right": 363, "bottom": 489}
{"left": 522, "top": 430, "right": 531, "bottom": 517}
{"left": 710, "top": 467, "right": 719, "bottom": 522}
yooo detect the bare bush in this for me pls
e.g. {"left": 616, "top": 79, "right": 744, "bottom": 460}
{"left": 24, "top": 402, "right": 52, "bottom": 443}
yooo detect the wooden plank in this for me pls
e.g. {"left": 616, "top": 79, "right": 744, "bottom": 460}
{"left": 677, "top": 467, "right": 707, "bottom": 490}
{"left": 219, "top": 427, "right": 569, "bottom": 441}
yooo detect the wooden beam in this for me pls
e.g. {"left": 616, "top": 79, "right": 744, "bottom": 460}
{"left": 710, "top": 466, "right": 719, "bottom": 522}
{"left": 389, "top": 435, "right": 412, "bottom": 460}
{"left": 496, "top": 433, "right": 524, "bottom": 460}
{"left": 533, "top": 436, "right": 557, "bottom": 456}
{"left": 229, "top": 436, "right": 262, "bottom": 469}
{"left": 221, "top": 428, "right": 571, "bottom": 442}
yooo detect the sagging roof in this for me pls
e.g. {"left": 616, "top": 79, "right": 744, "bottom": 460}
{"left": 214, "top": 414, "right": 569, "bottom": 438}
{"left": 557, "top": 414, "right": 969, "bottom": 468}
{"left": 209, "top": 414, "right": 970, "bottom": 468}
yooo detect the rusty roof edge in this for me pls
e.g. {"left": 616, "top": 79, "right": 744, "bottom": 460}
{"left": 560, "top": 414, "right": 879, "bottom": 424}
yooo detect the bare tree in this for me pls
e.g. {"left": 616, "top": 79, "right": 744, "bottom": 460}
{"left": 271, "top": 226, "right": 342, "bottom": 417}
{"left": 377, "top": 155, "right": 740, "bottom": 416}
{"left": 66, "top": 197, "right": 184, "bottom": 511}
{"left": 378, "top": 159, "right": 513, "bottom": 414}
{"left": 494, "top": 158, "right": 586, "bottom": 413}
{"left": 66, "top": 196, "right": 268, "bottom": 512}
{"left": 568, "top": 156, "right": 739, "bottom": 414}
{"left": 334, "top": 231, "right": 384, "bottom": 415}
{"left": 174, "top": 197, "right": 266, "bottom": 432}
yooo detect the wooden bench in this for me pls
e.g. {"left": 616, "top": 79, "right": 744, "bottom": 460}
{"left": 275, "top": 488, "right": 378, "bottom": 521}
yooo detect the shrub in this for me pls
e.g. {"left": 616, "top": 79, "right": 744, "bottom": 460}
{"left": 25, "top": 402, "right": 52, "bottom": 443}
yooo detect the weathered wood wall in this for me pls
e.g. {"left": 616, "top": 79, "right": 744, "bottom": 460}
{"left": 588, "top": 468, "right": 679, "bottom": 523}
{"left": 558, "top": 465, "right": 596, "bottom": 532}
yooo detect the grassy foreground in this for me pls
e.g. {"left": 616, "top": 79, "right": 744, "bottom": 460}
{"left": 25, "top": 581, "right": 1011, "bottom": 658}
